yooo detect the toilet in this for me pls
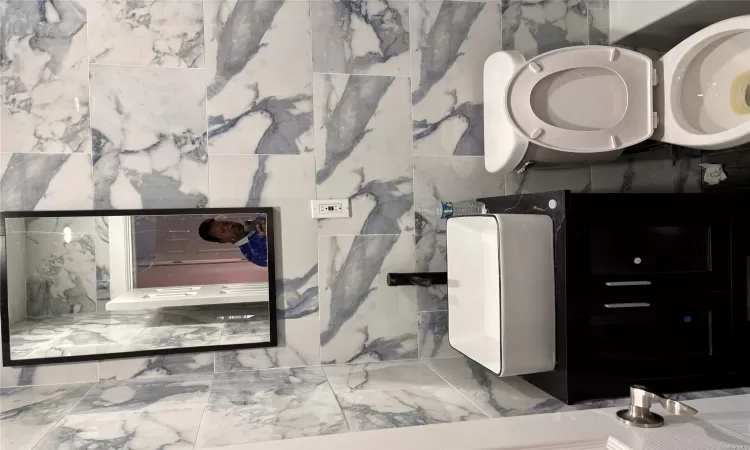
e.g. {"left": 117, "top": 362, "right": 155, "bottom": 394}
{"left": 485, "top": 15, "right": 750, "bottom": 174}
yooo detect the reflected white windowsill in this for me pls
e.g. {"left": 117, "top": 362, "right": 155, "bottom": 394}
{"left": 106, "top": 282, "right": 269, "bottom": 311}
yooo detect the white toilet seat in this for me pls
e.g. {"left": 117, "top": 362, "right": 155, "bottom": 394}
{"left": 507, "top": 46, "right": 655, "bottom": 153}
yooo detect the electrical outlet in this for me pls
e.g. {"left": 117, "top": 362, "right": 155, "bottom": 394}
{"left": 311, "top": 199, "right": 351, "bottom": 219}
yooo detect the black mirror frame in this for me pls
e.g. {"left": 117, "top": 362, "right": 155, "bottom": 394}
{"left": 0, "top": 207, "right": 278, "bottom": 367}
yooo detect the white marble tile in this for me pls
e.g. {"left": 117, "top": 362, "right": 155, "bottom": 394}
{"left": 0, "top": 361, "right": 98, "bottom": 388}
{"left": 311, "top": 0, "right": 410, "bottom": 76}
{"left": 319, "top": 234, "right": 417, "bottom": 364}
{"left": 195, "top": 368, "right": 348, "bottom": 447}
{"left": 413, "top": 156, "right": 504, "bottom": 236}
{"left": 24, "top": 231, "right": 97, "bottom": 316}
{"left": 0, "top": 383, "right": 94, "bottom": 450}
{"left": 504, "top": 166, "right": 592, "bottom": 194}
{"left": 70, "top": 375, "right": 213, "bottom": 414}
{"left": 130, "top": 324, "right": 224, "bottom": 350}
{"left": 215, "top": 317, "right": 320, "bottom": 371}
{"left": 315, "top": 74, "right": 413, "bottom": 235}
{"left": 87, "top": 0, "right": 204, "bottom": 68}
{"left": 415, "top": 232, "right": 447, "bottom": 311}
{"left": 0, "top": 153, "right": 93, "bottom": 210}
{"left": 35, "top": 407, "right": 205, "bottom": 450}
{"left": 209, "top": 155, "right": 318, "bottom": 318}
{"left": 0, "top": 0, "right": 90, "bottom": 154}
{"left": 502, "top": 0, "right": 589, "bottom": 58}
{"left": 591, "top": 157, "right": 675, "bottom": 193}
{"left": 336, "top": 385, "right": 487, "bottom": 431}
{"left": 98, "top": 353, "right": 215, "bottom": 381}
{"left": 426, "top": 357, "right": 573, "bottom": 418}
{"left": 206, "top": 0, "right": 313, "bottom": 155}
{"left": 411, "top": 1, "right": 503, "bottom": 155}
{"left": 323, "top": 361, "right": 445, "bottom": 393}
{"left": 90, "top": 64, "right": 208, "bottom": 209}
{"left": 94, "top": 216, "right": 111, "bottom": 309}
{"left": 588, "top": 6, "right": 609, "bottom": 45}
{"left": 418, "top": 310, "right": 461, "bottom": 359}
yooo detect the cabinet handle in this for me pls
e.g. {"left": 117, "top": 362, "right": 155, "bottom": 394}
{"left": 603, "top": 302, "right": 651, "bottom": 308}
{"left": 605, "top": 281, "right": 652, "bottom": 286}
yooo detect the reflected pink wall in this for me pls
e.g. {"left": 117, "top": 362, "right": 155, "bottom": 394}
{"left": 136, "top": 262, "right": 268, "bottom": 288}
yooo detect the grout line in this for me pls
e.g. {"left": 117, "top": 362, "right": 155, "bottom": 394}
{"left": 421, "top": 359, "right": 492, "bottom": 418}
{"left": 192, "top": 376, "right": 215, "bottom": 450}
{"left": 29, "top": 382, "right": 98, "bottom": 450}
{"left": 321, "top": 365, "right": 354, "bottom": 433}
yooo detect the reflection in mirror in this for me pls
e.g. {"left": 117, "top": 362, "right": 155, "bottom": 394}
{"left": 2, "top": 209, "right": 275, "bottom": 364}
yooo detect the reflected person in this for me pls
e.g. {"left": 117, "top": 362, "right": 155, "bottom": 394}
{"left": 198, "top": 217, "right": 268, "bottom": 267}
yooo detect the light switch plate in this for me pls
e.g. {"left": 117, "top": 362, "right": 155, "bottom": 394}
{"left": 311, "top": 199, "right": 351, "bottom": 219}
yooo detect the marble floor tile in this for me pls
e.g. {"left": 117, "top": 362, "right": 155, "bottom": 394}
{"left": 0, "top": 383, "right": 94, "bottom": 450}
{"left": 87, "top": 0, "right": 204, "bottom": 68}
{"left": 0, "top": 362, "right": 99, "bottom": 388}
{"left": 90, "top": 64, "right": 208, "bottom": 209}
{"left": 319, "top": 234, "right": 418, "bottom": 364}
{"left": 206, "top": 0, "right": 313, "bottom": 155}
{"left": 673, "top": 148, "right": 702, "bottom": 193}
{"left": 0, "top": 153, "right": 94, "bottom": 211}
{"left": 418, "top": 311, "right": 461, "bottom": 359}
{"left": 209, "top": 155, "right": 319, "bottom": 319}
{"left": 315, "top": 74, "right": 413, "bottom": 235}
{"left": 426, "top": 357, "right": 574, "bottom": 418}
{"left": 70, "top": 375, "right": 213, "bottom": 414}
{"left": 336, "top": 385, "right": 487, "bottom": 431}
{"left": 504, "top": 166, "right": 592, "bottom": 194}
{"left": 1, "top": 0, "right": 90, "bottom": 154}
{"left": 311, "top": 0, "right": 410, "bottom": 76}
{"left": 35, "top": 407, "right": 205, "bottom": 450}
{"left": 98, "top": 353, "right": 215, "bottom": 381}
{"left": 195, "top": 368, "right": 349, "bottom": 446}
{"left": 220, "top": 316, "right": 272, "bottom": 345}
{"left": 501, "top": 0, "right": 589, "bottom": 59}
{"left": 323, "top": 361, "right": 446, "bottom": 393}
{"left": 215, "top": 318, "right": 321, "bottom": 371}
{"left": 411, "top": 1, "right": 503, "bottom": 156}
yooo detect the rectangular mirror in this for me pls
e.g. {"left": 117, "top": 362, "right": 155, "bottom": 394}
{"left": 0, "top": 208, "right": 277, "bottom": 365}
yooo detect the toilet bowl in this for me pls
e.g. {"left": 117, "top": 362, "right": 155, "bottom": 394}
{"left": 485, "top": 15, "right": 750, "bottom": 175}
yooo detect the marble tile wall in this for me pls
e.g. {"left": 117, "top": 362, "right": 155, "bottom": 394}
{"left": 0, "top": 0, "right": 694, "bottom": 385}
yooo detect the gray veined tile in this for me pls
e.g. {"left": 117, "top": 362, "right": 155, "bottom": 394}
{"left": 98, "top": 353, "right": 215, "bottom": 381}
{"left": 209, "top": 155, "right": 319, "bottom": 319}
{"left": 501, "top": 0, "right": 589, "bottom": 59}
{"left": 0, "top": 0, "right": 90, "bottom": 154}
{"left": 413, "top": 156, "right": 504, "bottom": 236}
{"left": 90, "top": 64, "right": 208, "bottom": 210}
{"left": 418, "top": 310, "right": 461, "bottom": 359}
{"left": 315, "top": 74, "right": 413, "bottom": 235}
{"left": 323, "top": 361, "right": 446, "bottom": 393}
{"left": 504, "top": 166, "right": 592, "bottom": 194}
{"left": 70, "top": 375, "right": 213, "bottom": 414}
{"left": 0, "top": 153, "right": 93, "bottom": 210}
{"left": 311, "top": 0, "right": 410, "bottom": 76}
{"left": 0, "top": 361, "right": 99, "bottom": 388}
{"left": 34, "top": 407, "right": 205, "bottom": 450}
{"left": 426, "top": 357, "right": 574, "bottom": 418}
{"left": 0, "top": 383, "right": 95, "bottom": 450}
{"left": 196, "top": 367, "right": 348, "bottom": 446}
{"left": 319, "top": 234, "right": 418, "bottom": 364}
{"left": 335, "top": 385, "right": 487, "bottom": 431}
{"left": 673, "top": 148, "right": 702, "bottom": 193}
{"left": 86, "top": 0, "right": 204, "bottom": 68}
{"left": 206, "top": 0, "right": 313, "bottom": 156}
{"left": 215, "top": 318, "right": 320, "bottom": 371}
{"left": 588, "top": 6, "right": 609, "bottom": 45}
{"left": 415, "top": 232, "right": 448, "bottom": 311}
{"left": 411, "top": 1, "right": 503, "bottom": 156}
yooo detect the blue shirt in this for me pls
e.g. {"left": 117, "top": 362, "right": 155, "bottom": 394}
{"left": 234, "top": 222, "right": 268, "bottom": 267}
